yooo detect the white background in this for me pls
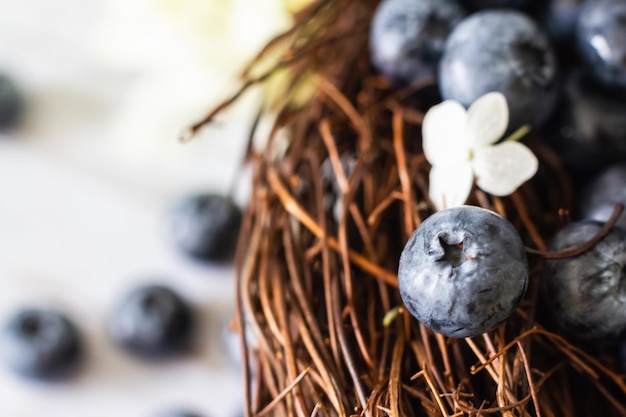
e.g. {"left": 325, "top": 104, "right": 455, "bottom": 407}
{"left": 0, "top": 0, "right": 290, "bottom": 416}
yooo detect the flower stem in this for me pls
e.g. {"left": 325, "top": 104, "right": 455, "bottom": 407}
{"left": 504, "top": 124, "right": 531, "bottom": 142}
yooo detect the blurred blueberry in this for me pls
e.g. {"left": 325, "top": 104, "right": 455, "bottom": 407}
{"left": 154, "top": 411, "right": 203, "bottom": 417}
{"left": 542, "top": 71, "right": 626, "bottom": 174}
{"left": 577, "top": 0, "right": 626, "bottom": 89}
{"left": 439, "top": 10, "right": 559, "bottom": 130}
{"left": 579, "top": 163, "right": 626, "bottom": 227}
{"left": 0, "top": 308, "right": 82, "bottom": 380}
{"left": 459, "top": 0, "right": 536, "bottom": 12}
{"left": 109, "top": 285, "right": 193, "bottom": 359}
{"left": 398, "top": 206, "right": 528, "bottom": 338}
{"left": 0, "top": 74, "right": 22, "bottom": 130}
{"left": 540, "top": 0, "right": 583, "bottom": 44}
{"left": 369, "top": 0, "right": 466, "bottom": 86}
{"left": 541, "top": 220, "right": 626, "bottom": 340}
{"left": 221, "top": 310, "right": 257, "bottom": 370}
{"left": 320, "top": 152, "right": 358, "bottom": 220}
{"left": 169, "top": 193, "right": 242, "bottom": 263}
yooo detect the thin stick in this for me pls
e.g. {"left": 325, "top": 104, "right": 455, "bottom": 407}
{"left": 526, "top": 204, "right": 624, "bottom": 259}
{"left": 393, "top": 107, "right": 415, "bottom": 237}
{"left": 257, "top": 368, "right": 311, "bottom": 417}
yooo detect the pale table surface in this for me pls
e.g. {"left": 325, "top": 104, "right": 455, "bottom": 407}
{"left": 0, "top": 0, "right": 287, "bottom": 416}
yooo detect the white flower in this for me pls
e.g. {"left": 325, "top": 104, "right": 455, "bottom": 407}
{"left": 422, "top": 92, "right": 538, "bottom": 211}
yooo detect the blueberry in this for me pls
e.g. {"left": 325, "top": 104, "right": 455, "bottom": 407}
{"left": 439, "top": 10, "right": 559, "bottom": 130}
{"left": 539, "top": 0, "right": 583, "bottom": 44}
{"left": 0, "top": 308, "right": 82, "bottom": 380}
{"left": 541, "top": 220, "right": 626, "bottom": 340}
{"left": 577, "top": 0, "right": 626, "bottom": 89}
{"left": 169, "top": 193, "right": 242, "bottom": 262}
{"left": 221, "top": 310, "right": 258, "bottom": 370}
{"left": 579, "top": 163, "right": 626, "bottom": 228}
{"left": 369, "top": 0, "right": 466, "bottom": 86}
{"left": 398, "top": 206, "right": 529, "bottom": 338}
{"left": 153, "top": 411, "right": 203, "bottom": 417}
{"left": 320, "top": 152, "right": 357, "bottom": 220}
{"left": 459, "top": 0, "right": 536, "bottom": 12}
{"left": 109, "top": 285, "right": 194, "bottom": 359}
{"left": 542, "top": 71, "right": 626, "bottom": 173}
{"left": 0, "top": 74, "right": 22, "bottom": 130}
{"left": 0, "top": 74, "right": 23, "bottom": 131}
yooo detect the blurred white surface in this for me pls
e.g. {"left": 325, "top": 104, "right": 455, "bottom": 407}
{"left": 0, "top": 0, "right": 290, "bottom": 416}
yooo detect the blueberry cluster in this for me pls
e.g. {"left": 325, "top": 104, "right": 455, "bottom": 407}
{"left": 380, "top": 0, "right": 626, "bottom": 345}
{"left": 370, "top": 0, "right": 626, "bottom": 160}
{"left": 0, "top": 191, "right": 243, "bottom": 416}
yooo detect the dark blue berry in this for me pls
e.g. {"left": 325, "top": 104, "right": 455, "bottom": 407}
{"left": 0, "top": 74, "right": 22, "bottom": 130}
{"left": 154, "top": 411, "right": 203, "bottom": 417}
{"left": 577, "top": 0, "right": 626, "bottom": 89}
{"left": 579, "top": 163, "right": 626, "bottom": 228}
{"left": 109, "top": 285, "right": 194, "bottom": 359}
{"left": 0, "top": 308, "right": 83, "bottom": 380}
{"left": 398, "top": 206, "right": 529, "bottom": 338}
{"left": 369, "top": 0, "right": 466, "bottom": 86}
{"left": 459, "top": 0, "right": 536, "bottom": 12}
{"left": 541, "top": 220, "right": 626, "bottom": 340}
{"left": 169, "top": 193, "right": 242, "bottom": 262}
{"left": 539, "top": 0, "right": 583, "bottom": 44}
{"left": 542, "top": 71, "right": 626, "bottom": 174}
{"left": 439, "top": 10, "right": 559, "bottom": 130}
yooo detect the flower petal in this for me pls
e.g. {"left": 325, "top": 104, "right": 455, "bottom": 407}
{"left": 422, "top": 100, "right": 468, "bottom": 165}
{"left": 429, "top": 162, "right": 474, "bottom": 211}
{"left": 466, "top": 92, "right": 509, "bottom": 148}
{"left": 472, "top": 141, "right": 538, "bottom": 196}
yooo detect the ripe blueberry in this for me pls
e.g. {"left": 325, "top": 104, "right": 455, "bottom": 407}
{"left": 320, "top": 152, "right": 357, "bottom": 220}
{"left": 169, "top": 193, "right": 242, "bottom": 262}
{"left": 154, "top": 411, "right": 203, "bottom": 417}
{"left": 109, "top": 285, "right": 194, "bottom": 359}
{"left": 369, "top": 0, "right": 466, "bottom": 86}
{"left": 541, "top": 220, "right": 626, "bottom": 340}
{"left": 439, "top": 10, "right": 558, "bottom": 130}
{"left": 398, "top": 206, "right": 529, "bottom": 338}
{"left": 579, "top": 163, "right": 626, "bottom": 228}
{"left": 542, "top": 71, "right": 626, "bottom": 173}
{"left": 0, "top": 74, "right": 22, "bottom": 130}
{"left": 577, "top": 0, "right": 626, "bottom": 89}
{"left": 0, "top": 308, "right": 83, "bottom": 380}
{"left": 459, "top": 0, "right": 536, "bottom": 12}
{"left": 539, "top": 0, "right": 583, "bottom": 45}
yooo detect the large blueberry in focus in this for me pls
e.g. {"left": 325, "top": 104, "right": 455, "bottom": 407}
{"left": 0, "top": 308, "right": 83, "bottom": 380}
{"left": 542, "top": 72, "right": 626, "bottom": 173}
{"left": 0, "top": 74, "right": 22, "bottom": 130}
{"left": 579, "top": 163, "right": 626, "bottom": 228}
{"left": 398, "top": 206, "right": 529, "bottom": 338}
{"left": 369, "top": 0, "right": 466, "bottom": 86}
{"left": 169, "top": 193, "right": 242, "bottom": 262}
{"left": 439, "top": 10, "right": 558, "bottom": 130}
{"left": 541, "top": 221, "right": 626, "bottom": 340}
{"left": 577, "top": 0, "right": 626, "bottom": 89}
{"left": 109, "top": 285, "right": 194, "bottom": 359}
